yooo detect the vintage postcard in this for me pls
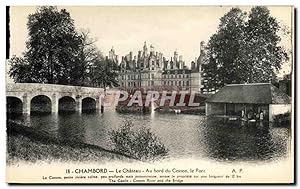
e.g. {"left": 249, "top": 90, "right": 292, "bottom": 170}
{"left": 6, "top": 6, "right": 294, "bottom": 184}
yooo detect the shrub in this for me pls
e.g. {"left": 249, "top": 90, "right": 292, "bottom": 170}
{"left": 110, "top": 121, "right": 168, "bottom": 161}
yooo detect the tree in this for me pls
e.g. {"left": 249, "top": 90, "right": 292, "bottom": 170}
{"left": 9, "top": 6, "right": 82, "bottom": 85}
{"left": 89, "top": 57, "right": 119, "bottom": 89}
{"left": 203, "top": 8, "right": 247, "bottom": 91}
{"left": 73, "top": 30, "right": 100, "bottom": 86}
{"left": 202, "top": 6, "right": 289, "bottom": 92}
{"left": 9, "top": 6, "right": 120, "bottom": 88}
{"left": 242, "top": 6, "right": 288, "bottom": 83}
{"left": 8, "top": 56, "right": 33, "bottom": 83}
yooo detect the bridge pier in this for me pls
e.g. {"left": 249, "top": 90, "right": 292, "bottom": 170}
{"left": 51, "top": 93, "right": 58, "bottom": 113}
{"left": 76, "top": 95, "right": 82, "bottom": 113}
{"left": 96, "top": 96, "right": 100, "bottom": 112}
{"left": 22, "top": 94, "right": 30, "bottom": 114}
{"left": 100, "top": 95, "right": 104, "bottom": 113}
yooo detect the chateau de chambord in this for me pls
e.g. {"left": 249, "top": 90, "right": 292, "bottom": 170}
{"left": 107, "top": 41, "right": 207, "bottom": 93}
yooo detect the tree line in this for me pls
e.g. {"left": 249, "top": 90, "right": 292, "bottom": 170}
{"left": 202, "top": 6, "right": 289, "bottom": 92}
{"left": 9, "top": 6, "right": 118, "bottom": 89}
{"left": 9, "top": 6, "right": 289, "bottom": 91}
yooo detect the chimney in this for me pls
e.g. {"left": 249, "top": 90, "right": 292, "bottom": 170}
{"left": 179, "top": 55, "right": 183, "bottom": 62}
{"left": 129, "top": 51, "right": 133, "bottom": 61}
{"left": 191, "top": 62, "right": 195, "bottom": 70}
{"left": 116, "top": 55, "right": 119, "bottom": 63}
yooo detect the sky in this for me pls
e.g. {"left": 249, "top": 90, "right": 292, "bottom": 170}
{"left": 9, "top": 6, "right": 293, "bottom": 75}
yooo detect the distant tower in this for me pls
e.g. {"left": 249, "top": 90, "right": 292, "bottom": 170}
{"left": 174, "top": 49, "right": 178, "bottom": 63}
{"left": 200, "top": 41, "right": 205, "bottom": 55}
{"left": 150, "top": 44, "right": 155, "bottom": 55}
{"left": 129, "top": 51, "right": 133, "bottom": 61}
{"left": 143, "top": 41, "right": 148, "bottom": 56}
{"left": 150, "top": 44, "right": 155, "bottom": 56}
{"left": 197, "top": 41, "right": 205, "bottom": 71}
{"left": 109, "top": 46, "right": 116, "bottom": 62}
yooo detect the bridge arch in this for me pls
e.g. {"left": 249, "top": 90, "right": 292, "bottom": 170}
{"left": 30, "top": 95, "right": 52, "bottom": 114}
{"left": 59, "top": 96, "right": 76, "bottom": 113}
{"left": 7, "top": 96, "right": 23, "bottom": 114}
{"left": 82, "top": 97, "right": 97, "bottom": 113}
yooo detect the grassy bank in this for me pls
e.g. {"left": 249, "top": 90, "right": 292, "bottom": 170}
{"left": 7, "top": 121, "right": 135, "bottom": 164}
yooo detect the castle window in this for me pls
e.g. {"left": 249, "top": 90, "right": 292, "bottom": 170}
{"left": 151, "top": 81, "right": 154, "bottom": 86}
{"left": 186, "top": 81, "right": 189, "bottom": 86}
{"left": 179, "top": 75, "right": 181, "bottom": 79}
{"left": 179, "top": 81, "right": 181, "bottom": 86}
{"left": 151, "top": 74, "right": 154, "bottom": 79}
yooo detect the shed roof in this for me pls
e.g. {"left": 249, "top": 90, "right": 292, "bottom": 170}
{"left": 206, "top": 83, "right": 291, "bottom": 104}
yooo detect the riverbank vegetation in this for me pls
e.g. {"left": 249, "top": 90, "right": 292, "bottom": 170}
{"left": 110, "top": 121, "right": 168, "bottom": 161}
{"left": 7, "top": 121, "right": 134, "bottom": 164}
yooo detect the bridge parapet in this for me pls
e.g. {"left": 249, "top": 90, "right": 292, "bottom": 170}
{"left": 6, "top": 83, "right": 104, "bottom": 95}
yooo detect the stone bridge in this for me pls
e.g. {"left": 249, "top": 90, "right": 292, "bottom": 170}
{"left": 6, "top": 83, "right": 105, "bottom": 114}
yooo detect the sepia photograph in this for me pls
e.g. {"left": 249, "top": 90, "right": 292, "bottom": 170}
{"left": 5, "top": 5, "right": 294, "bottom": 184}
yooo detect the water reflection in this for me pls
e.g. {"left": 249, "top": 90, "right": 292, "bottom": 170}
{"left": 7, "top": 112, "right": 291, "bottom": 163}
{"left": 199, "top": 119, "right": 290, "bottom": 162}
{"left": 57, "top": 113, "right": 86, "bottom": 143}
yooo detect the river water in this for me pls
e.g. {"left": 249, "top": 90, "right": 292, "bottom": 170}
{"left": 9, "top": 111, "right": 291, "bottom": 163}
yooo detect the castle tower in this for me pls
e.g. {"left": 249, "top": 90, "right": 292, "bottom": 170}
{"left": 179, "top": 55, "right": 183, "bottom": 62}
{"left": 150, "top": 44, "right": 155, "bottom": 55}
{"left": 109, "top": 46, "right": 117, "bottom": 62}
{"left": 174, "top": 49, "right": 178, "bottom": 63}
{"left": 197, "top": 41, "right": 205, "bottom": 72}
{"left": 143, "top": 41, "right": 148, "bottom": 56}
{"left": 129, "top": 51, "right": 133, "bottom": 61}
{"left": 200, "top": 41, "right": 205, "bottom": 54}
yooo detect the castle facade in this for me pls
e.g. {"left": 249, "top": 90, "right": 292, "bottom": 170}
{"left": 109, "top": 42, "right": 205, "bottom": 93}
